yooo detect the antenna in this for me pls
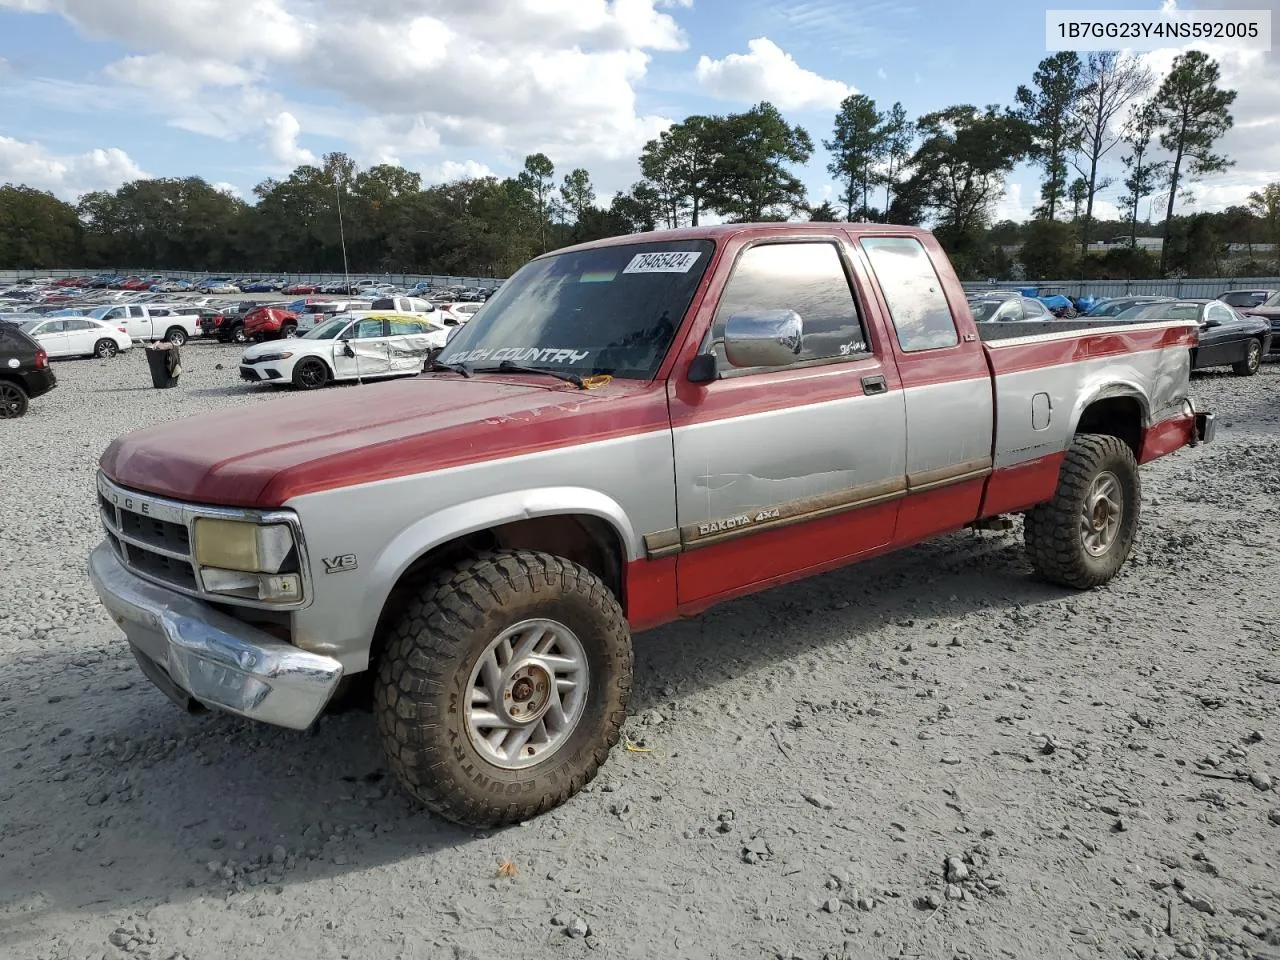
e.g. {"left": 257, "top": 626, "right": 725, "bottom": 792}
{"left": 334, "top": 171, "right": 351, "bottom": 295}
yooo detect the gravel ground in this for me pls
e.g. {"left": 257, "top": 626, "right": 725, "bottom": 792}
{"left": 2, "top": 344, "right": 1279, "bottom": 960}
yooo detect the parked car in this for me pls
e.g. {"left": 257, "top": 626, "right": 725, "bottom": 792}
{"left": 196, "top": 308, "right": 229, "bottom": 338}
{"left": 1237, "top": 291, "right": 1280, "bottom": 356}
{"left": 19, "top": 316, "right": 133, "bottom": 359}
{"left": 295, "top": 299, "right": 372, "bottom": 333}
{"left": 1113, "top": 299, "right": 1271, "bottom": 375}
{"left": 242, "top": 279, "right": 286, "bottom": 293}
{"left": 1083, "top": 296, "right": 1174, "bottom": 318}
{"left": 0, "top": 323, "right": 55, "bottom": 418}
{"left": 436, "top": 301, "right": 486, "bottom": 326}
{"left": 284, "top": 282, "right": 320, "bottom": 295}
{"left": 90, "top": 223, "right": 1213, "bottom": 828}
{"left": 369, "top": 296, "right": 435, "bottom": 315}
{"left": 238, "top": 312, "right": 449, "bottom": 388}
{"left": 89, "top": 304, "right": 198, "bottom": 345}
{"left": 968, "top": 295, "right": 1052, "bottom": 323}
{"left": 1217, "top": 288, "right": 1278, "bottom": 309}
{"left": 242, "top": 305, "right": 299, "bottom": 341}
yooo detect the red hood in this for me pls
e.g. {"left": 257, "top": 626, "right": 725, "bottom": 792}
{"left": 99, "top": 374, "right": 668, "bottom": 506}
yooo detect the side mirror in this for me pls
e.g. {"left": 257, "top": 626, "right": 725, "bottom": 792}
{"left": 722, "top": 310, "right": 803, "bottom": 368}
{"left": 341, "top": 339, "right": 355, "bottom": 357}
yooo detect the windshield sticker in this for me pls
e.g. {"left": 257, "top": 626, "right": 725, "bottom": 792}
{"left": 622, "top": 251, "right": 702, "bottom": 274}
{"left": 449, "top": 347, "right": 591, "bottom": 365}
{"left": 580, "top": 270, "right": 617, "bottom": 284}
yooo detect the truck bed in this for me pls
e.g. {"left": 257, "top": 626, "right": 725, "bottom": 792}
{"left": 976, "top": 319, "right": 1123, "bottom": 342}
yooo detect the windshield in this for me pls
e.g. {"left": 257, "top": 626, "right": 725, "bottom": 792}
{"left": 302, "top": 317, "right": 350, "bottom": 340}
{"left": 437, "top": 239, "right": 715, "bottom": 379}
{"left": 1265, "top": 292, "right": 1280, "bottom": 307}
{"left": 1115, "top": 303, "right": 1201, "bottom": 321}
{"left": 18, "top": 321, "right": 43, "bottom": 334}
{"left": 968, "top": 300, "right": 1006, "bottom": 323}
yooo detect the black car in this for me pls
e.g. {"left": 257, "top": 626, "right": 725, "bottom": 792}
{"left": 1084, "top": 296, "right": 1174, "bottom": 318}
{"left": 1217, "top": 288, "right": 1279, "bottom": 309}
{"left": 1113, "top": 299, "right": 1272, "bottom": 376}
{"left": 0, "top": 324, "right": 57, "bottom": 418}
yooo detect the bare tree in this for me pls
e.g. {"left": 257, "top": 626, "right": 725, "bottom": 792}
{"left": 1070, "top": 53, "right": 1153, "bottom": 256}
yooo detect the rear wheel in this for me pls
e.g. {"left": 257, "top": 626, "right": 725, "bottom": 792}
{"left": 375, "top": 550, "right": 632, "bottom": 827}
{"left": 230, "top": 324, "right": 247, "bottom": 345}
{"left": 1024, "top": 434, "right": 1140, "bottom": 589}
{"left": 280, "top": 323, "right": 297, "bottom": 338}
{"left": 0, "top": 381, "right": 29, "bottom": 418}
{"left": 94, "top": 338, "right": 119, "bottom": 358}
{"left": 291, "top": 357, "right": 330, "bottom": 390}
{"left": 164, "top": 327, "right": 187, "bottom": 346}
{"left": 1232, "top": 338, "right": 1263, "bottom": 376}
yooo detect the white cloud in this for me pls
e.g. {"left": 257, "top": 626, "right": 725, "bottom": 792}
{"left": 263, "top": 111, "right": 315, "bottom": 167}
{"left": 3, "top": 0, "right": 690, "bottom": 189}
{"left": 212, "top": 181, "right": 242, "bottom": 198}
{"left": 695, "top": 37, "right": 854, "bottom": 111}
{"left": 0, "top": 136, "right": 146, "bottom": 199}
{"left": 877, "top": 67, "right": 887, "bottom": 80}
{"left": 423, "top": 159, "right": 496, "bottom": 184}
{"left": 992, "top": 182, "right": 1031, "bottom": 223}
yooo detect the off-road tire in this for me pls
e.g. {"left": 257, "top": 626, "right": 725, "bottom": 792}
{"left": 94, "top": 338, "right": 118, "bottom": 358}
{"left": 1024, "top": 433, "right": 1140, "bottom": 589}
{"left": 164, "top": 327, "right": 187, "bottom": 345}
{"left": 291, "top": 357, "right": 330, "bottom": 390}
{"left": 1232, "top": 338, "right": 1263, "bottom": 376}
{"left": 375, "top": 549, "right": 632, "bottom": 827}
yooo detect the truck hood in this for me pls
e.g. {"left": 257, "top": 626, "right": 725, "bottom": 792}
{"left": 99, "top": 374, "right": 666, "bottom": 507}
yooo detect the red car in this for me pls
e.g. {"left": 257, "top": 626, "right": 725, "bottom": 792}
{"left": 242, "top": 306, "right": 299, "bottom": 341}
{"left": 284, "top": 282, "right": 319, "bottom": 295}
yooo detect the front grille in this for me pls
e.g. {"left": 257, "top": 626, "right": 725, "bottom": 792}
{"left": 99, "top": 491, "right": 200, "bottom": 592}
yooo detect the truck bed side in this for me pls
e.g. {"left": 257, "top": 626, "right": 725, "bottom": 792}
{"left": 976, "top": 319, "right": 1199, "bottom": 517}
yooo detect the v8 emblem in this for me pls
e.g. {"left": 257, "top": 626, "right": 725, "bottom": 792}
{"left": 322, "top": 554, "right": 358, "bottom": 574}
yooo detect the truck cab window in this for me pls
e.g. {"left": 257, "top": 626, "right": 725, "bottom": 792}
{"left": 860, "top": 237, "right": 960, "bottom": 352}
{"left": 709, "top": 241, "right": 868, "bottom": 369}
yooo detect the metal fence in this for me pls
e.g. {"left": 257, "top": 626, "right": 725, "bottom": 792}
{"left": 0, "top": 268, "right": 506, "bottom": 288}
{"left": 961, "top": 276, "right": 1280, "bottom": 299}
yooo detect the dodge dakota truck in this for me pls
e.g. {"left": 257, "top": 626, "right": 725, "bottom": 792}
{"left": 89, "top": 224, "right": 1214, "bottom": 827}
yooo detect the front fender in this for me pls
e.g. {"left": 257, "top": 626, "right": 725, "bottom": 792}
{"left": 357, "top": 486, "right": 640, "bottom": 654}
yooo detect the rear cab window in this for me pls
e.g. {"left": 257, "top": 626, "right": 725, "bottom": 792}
{"left": 860, "top": 236, "right": 959, "bottom": 352}
{"left": 704, "top": 240, "right": 870, "bottom": 374}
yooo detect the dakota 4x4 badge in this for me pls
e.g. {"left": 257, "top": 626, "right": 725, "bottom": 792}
{"left": 322, "top": 554, "right": 358, "bottom": 574}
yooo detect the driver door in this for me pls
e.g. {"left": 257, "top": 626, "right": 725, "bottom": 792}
{"left": 332, "top": 317, "right": 392, "bottom": 379}
{"left": 32, "top": 319, "right": 70, "bottom": 356}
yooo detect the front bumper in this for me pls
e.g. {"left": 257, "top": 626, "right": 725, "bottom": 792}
{"left": 89, "top": 543, "right": 342, "bottom": 729}
{"left": 239, "top": 364, "right": 285, "bottom": 382}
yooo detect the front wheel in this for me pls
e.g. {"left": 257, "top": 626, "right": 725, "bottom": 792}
{"left": 280, "top": 323, "right": 297, "bottom": 339}
{"left": 291, "top": 357, "right": 330, "bottom": 390}
{"left": 0, "top": 381, "right": 29, "bottom": 418}
{"left": 94, "top": 338, "right": 119, "bottom": 358}
{"left": 1232, "top": 338, "right": 1263, "bottom": 376}
{"left": 1024, "top": 434, "right": 1140, "bottom": 589}
{"left": 164, "top": 327, "right": 187, "bottom": 346}
{"left": 375, "top": 550, "right": 633, "bottom": 827}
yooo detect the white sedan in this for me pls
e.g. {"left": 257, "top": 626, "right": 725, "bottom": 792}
{"left": 19, "top": 316, "right": 133, "bottom": 358}
{"left": 239, "top": 312, "right": 449, "bottom": 389}
{"left": 437, "top": 301, "right": 485, "bottom": 326}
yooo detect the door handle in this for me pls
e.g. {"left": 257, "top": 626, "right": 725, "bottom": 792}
{"left": 861, "top": 374, "right": 888, "bottom": 395}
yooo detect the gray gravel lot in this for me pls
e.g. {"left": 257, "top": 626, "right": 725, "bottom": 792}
{"left": 2, "top": 344, "right": 1279, "bottom": 960}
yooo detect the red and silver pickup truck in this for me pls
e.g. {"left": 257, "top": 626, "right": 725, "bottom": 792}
{"left": 89, "top": 224, "right": 1213, "bottom": 826}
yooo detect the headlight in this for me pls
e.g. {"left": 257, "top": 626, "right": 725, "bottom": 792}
{"left": 192, "top": 519, "right": 302, "bottom": 604}
{"left": 253, "top": 352, "right": 293, "bottom": 363}
{"left": 193, "top": 518, "right": 293, "bottom": 571}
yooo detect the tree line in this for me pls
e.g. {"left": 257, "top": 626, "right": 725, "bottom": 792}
{"left": 0, "top": 48, "right": 1268, "bottom": 281}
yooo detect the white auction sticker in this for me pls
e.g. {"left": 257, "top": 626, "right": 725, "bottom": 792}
{"left": 622, "top": 251, "right": 702, "bottom": 274}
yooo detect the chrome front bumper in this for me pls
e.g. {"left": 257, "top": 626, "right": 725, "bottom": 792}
{"left": 89, "top": 543, "right": 342, "bottom": 730}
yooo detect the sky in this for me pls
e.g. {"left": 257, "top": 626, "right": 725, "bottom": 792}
{"left": 0, "top": 0, "right": 1276, "bottom": 225}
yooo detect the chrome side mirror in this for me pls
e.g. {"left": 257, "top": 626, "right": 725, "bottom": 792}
{"left": 723, "top": 310, "right": 803, "bottom": 368}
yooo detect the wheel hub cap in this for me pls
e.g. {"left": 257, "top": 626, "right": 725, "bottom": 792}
{"left": 465, "top": 618, "right": 589, "bottom": 770}
{"left": 1080, "top": 470, "right": 1123, "bottom": 557}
